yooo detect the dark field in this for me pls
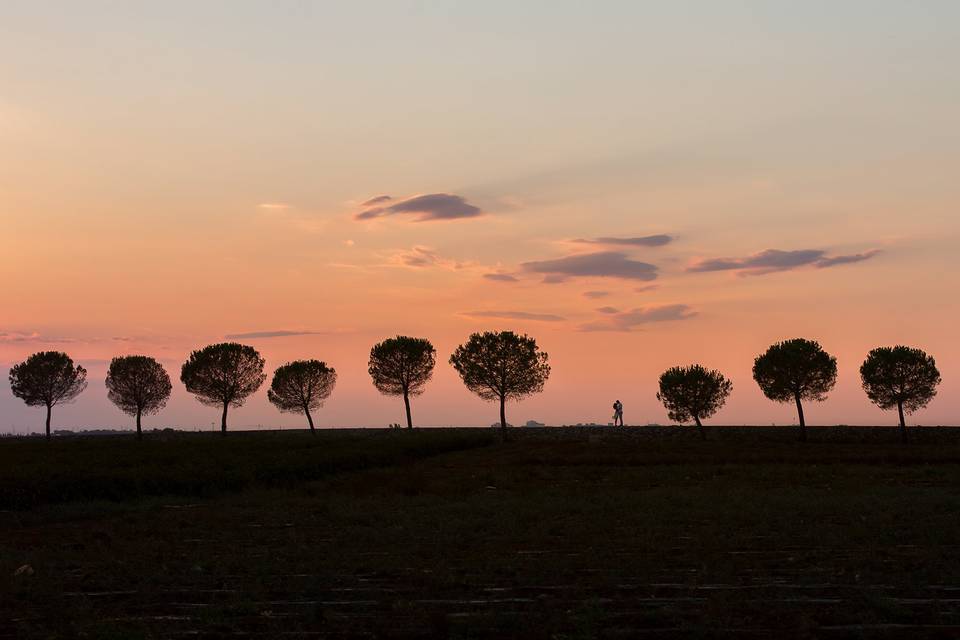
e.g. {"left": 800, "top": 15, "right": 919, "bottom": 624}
{"left": 2, "top": 426, "right": 959, "bottom": 639}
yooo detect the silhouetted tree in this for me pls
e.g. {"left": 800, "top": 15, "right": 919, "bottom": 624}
{"left": 368, "top": 336, "right": 436, "bottom": 429}
{"left": 449, "top": 331, "right": 550, "bottom": 440}
{"left": 180, "top": 343, "right": 266, "bottom": 434}
{"left": 105, "top": 355, "right": 173, "bottom": 439}
{"left": 860, "top": 346, "right": 941, "bottom": 443}
{"left": 9, "top": 351, "right": 88, "bottom": 440}
{"left": 267, "top": 360, "right": 337, "bottom": 432}
{"left": 656, "top": 365, "right": 732, "bottom": 440}
{"left": 753, "top": 338, "right": 837, "bottom": 442}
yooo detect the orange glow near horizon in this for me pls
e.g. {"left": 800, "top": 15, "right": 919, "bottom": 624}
{"left": 2, "top": 3, "right": 958, "bottom": 432}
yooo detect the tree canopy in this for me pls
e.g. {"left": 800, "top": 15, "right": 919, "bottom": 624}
{"left": 449, "top": 331, "right": 550, "bottom": 438}
{"left": 368, "top": 336, "right": 436, "bottom": 428}
{"left": 860, "top": 346, "right": 941, "bottom": 441}
{"left": 656, "top": 365, "right": 732, "bottom": 439}
{"left": 753, "top": 338, "right": 837, "bottom": 440}
{"left": 267, "top": 360, "right": 337, "bottom": 431}
{"left": 180, "top": 343, "right": 266, "bottom": 433}
{"left": 105, "top": 355, "right": 173, "bottom": 439}
{"left": 9, "top": 351, "right": 88, "bottom": 439}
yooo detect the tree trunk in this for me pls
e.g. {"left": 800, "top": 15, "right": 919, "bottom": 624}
{"left": 45, "top": 403, "right": 52, "bottom": 441}
{"left": 694, "top": 415, "right": 705, "bottom": 440}
{"left": 499, "top": 396, "right": 508, "bottom": 442}
{"left": 221, "top": 402, "right": 229, "bottom": 435}
{"left": 794, "top": 393, "right": 806, "bottom": 442}
{"left": 136, "top": 407, "right": 142, "bottom": 440}
{"left": 404, "top": 392, "right": 413, "bottom": 429}
{"left": 305, "top": 406, "right": 315, "bottom": 433}
{"left": 897, "top": 400, "right": 907, "bottom": 444}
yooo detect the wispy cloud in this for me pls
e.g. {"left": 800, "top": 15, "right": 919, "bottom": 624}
{"left": 224, "top": 330, "right": 326, "bottom": 339}
{"left": 815, "top": 249, "right": 882, "bottom": 268}
{"left": 361, "top": 195, "right": 393, "bottom": 206}
{"left": 522, "top": 251, "right": 658, "bottom": 282}
{"left": 1, "top": 331, "right": 179, "bottom": 346}
{"left": 483, "top": 273, "right": 519, "bottom": 282}
{"left": 0, "top": 331, "right": 77, "bottom": 343}
{"left": 596, "top": 306, "right": 620, "bottom": 314}
{"left": 397, "top": 246, "right": 442, "bottom": 268}
{"left": 390, "top": 246, "right": 465, "bottom": 270}
{"left": 573, "top": 234, "right": 673, "bottom": 247}
{"left": 582, "top": 290, "right": 609, "bottom": 299}
{"left": 635, "top": 284, "right": 659, "bottom": 293}
{"left": 355, "top": 193, "right": 483, "bottom": 222}
{"left": 256, "top": 202, "right": 328, "bottom": 233}
{"left": 688, "top": 248, "right": 881, "bottom": 276}
{"left": 0, "top": 331, "right": 41, "bottom": 342}
{"left": 462, "top": 310, "right": 566, "bottom": 322}
{"left": 579, "top": 304, "right": 696, "bottom": 332}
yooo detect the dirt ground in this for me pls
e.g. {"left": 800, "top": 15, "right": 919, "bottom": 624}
{"left": 2, "top": 426, "right": 959, "bottom": 638}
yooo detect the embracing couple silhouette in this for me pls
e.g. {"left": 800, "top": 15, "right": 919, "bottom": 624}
{"left": 612, "top": 399, "right": 623, "bottom": 427}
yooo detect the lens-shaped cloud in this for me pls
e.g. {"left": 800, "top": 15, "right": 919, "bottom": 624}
{"left": 461, "top": 310, "right": 566, "bottom": 322}
{"left": 688, "top": 248, "right": 880, "bottom": 276}
{"left": 572, "top": 234, "right": 673, "bottom": 247}
{"left": 815, "top": 250, "right": 882, "bottom": 268}
{"left": 579, "top": 304, "right": 697, "bottom": 332}
{"left": 483, "top": 273, "right": 519, "bottom": 282}
{"left": 522, "top": 251, "right": 658, "bottom": 282}
{"left": 224, "top": 330, "right": 326, "bottom": 339}
{"left": 355, "top": 193, "right": 482, "bottom": 221}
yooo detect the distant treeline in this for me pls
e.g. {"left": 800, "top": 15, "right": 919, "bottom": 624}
{"left": 7, "top": 333, "right": 941, "bottom": 443}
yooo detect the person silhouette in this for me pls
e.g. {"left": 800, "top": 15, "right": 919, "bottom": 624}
{"left": 612, "top": 399, "right": 624, "bottom": 427}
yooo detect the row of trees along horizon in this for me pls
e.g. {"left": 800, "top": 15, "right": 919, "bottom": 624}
{"left": 6, "top": 334, "right": 942, "bottom": 444}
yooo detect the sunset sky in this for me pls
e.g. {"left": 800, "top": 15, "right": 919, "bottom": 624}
{"left": 2, "top": 1, "right": 958, "bottom": 432}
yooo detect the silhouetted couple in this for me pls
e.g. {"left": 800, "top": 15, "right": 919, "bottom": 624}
{"left": 612, "top": 399, "right": 623, "bottom": 427}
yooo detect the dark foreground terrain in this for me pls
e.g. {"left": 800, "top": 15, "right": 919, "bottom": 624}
{"left": 1, "top": 426, "right": 959, "bottom": 639}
